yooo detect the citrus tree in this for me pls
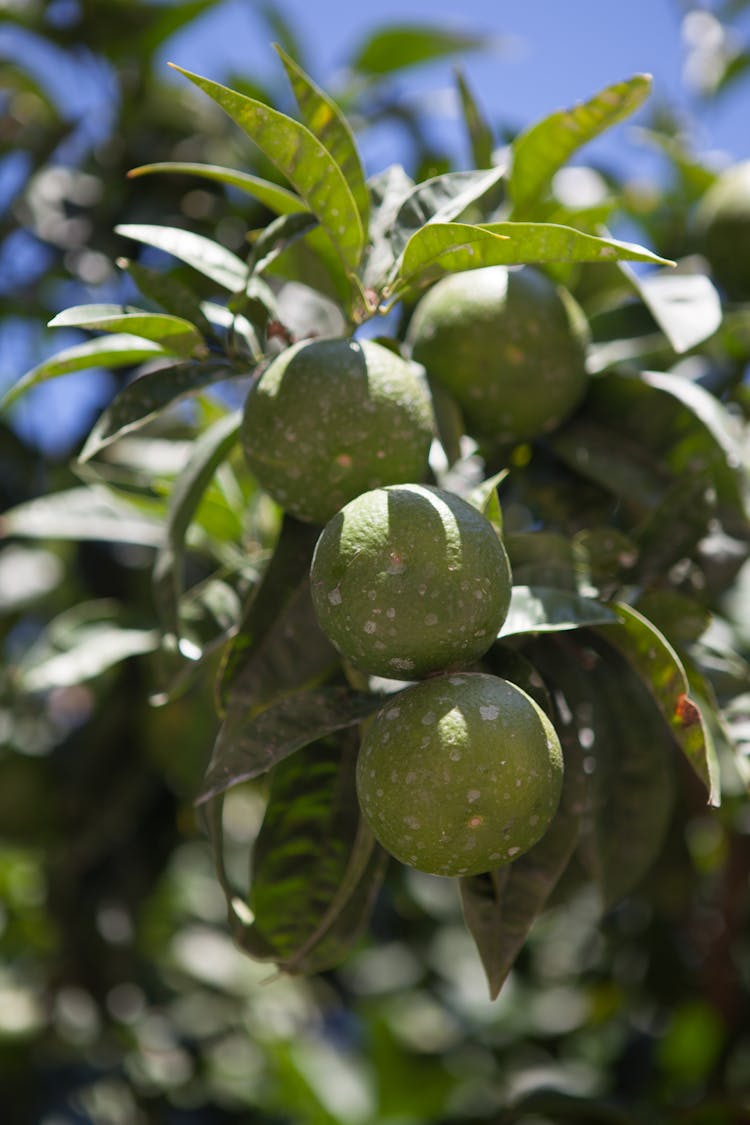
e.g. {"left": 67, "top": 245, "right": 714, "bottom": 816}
{"left": 2, "top": 12, "right": 750, "bottom": 1123}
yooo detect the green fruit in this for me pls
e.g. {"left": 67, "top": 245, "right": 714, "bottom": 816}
{"left": 407, "top": 265, "right": 589, "bottom": 445}
{"left": 310, "top": 483, "right": 512, "bottom": 680}
{"left": 694, "top": 161, "right": 750, "bottom": 300}
{"left": 356, "top": 672, "right": 563, "bottom": 877}
{"left": 241, "top": 337, "right": 434, "bottom": 525}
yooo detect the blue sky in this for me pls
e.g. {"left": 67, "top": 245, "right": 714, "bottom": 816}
{"left": 162, "top": 0, "right": 750, "bottom": 174}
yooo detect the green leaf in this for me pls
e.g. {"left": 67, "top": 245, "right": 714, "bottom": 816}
{"left": 361, "top": 164, "right": 415, "bottom": 290}
{"left": 247, "top": 733, "right": 384, "bottom": 973}
{"left": 391, "top": 221, "right": 672, "bottom": 296}
{"left": 531, "top": 634, "right": 676, "bottom": 907}
{"left": 248, "top": 210, "right": 319, "bottom": 275}
{"left": 121, "top": 260, "right": 215, "bottom": 340}
{"left": 78, "top": 359, "right": 242, "bottom": 463}
{"left": 47, "top": 305, "right": 204, "bottom": 356}
{"left": 389, "top": 166, "right": 506, "bottom": 262}
{"left": 455, "top": 67, "right": 494, "bottom": 170}
{"left": 349, "top": 24, "right": 490, "bottom": 77}
{"left": 499, "top": 585, "right": 619, "bottom": 638}
{"left": 115, "top": 223, "right": 248, "bottom": 292}
{"left": 0, "top": 335, "right": 167, "bottom": 412}
{"left": 127, "top": 161, "right": 304, "bottom": 214}
{"left": 628, "top": 267, "right": 723, "bottom": 354}
{"left": 16, "top": 600, "right": 158, "bottom": 692}
{"left": 152, "top": 410, "right": 242, "bottom": 644}
{"left": 509, "top": 74, "right": 652, "bottom": 217}
{"left": 0, "top": 487, "right": 164, "bottom": 548}
{"left": 467, "top": 469, "right": 508, "bottom": 536}
{"left": 596, "top": 603, "right": 720, "bottom": 804}
{"left": 274, "top": 44, "right": 370, "bottom": 233}
{"left": 169, "top": 64, "right": 365, "bottom": 274}
{"left": 200, "top": 687, "right": 383, "bottom": 802}
{"left": 460, "top": 724, "right": 581, "bottom": 998}
{"left": 217, "top": 517, "right": 337, "bottom": 715}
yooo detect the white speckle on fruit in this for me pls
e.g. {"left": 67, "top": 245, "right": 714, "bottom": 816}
{"left": 421, "top": 711, "right": 436, "bottom": 725}
{"left": 449, "top": 677, "right": 464, "bottom": 686}
{"left": 386, "top": 607, "right": 396, "bottom": 618}
{"left": 327, "top": 588, "right": 342, "bottom": 605}
{"left": 385, "top": 707, "right": 400, "bottom": 721}
{"left": 479, "top": 705, "right": 500, "bottom": 721}
{"left": 405, "top": 770, "right": 417, "bottom": 784}
{"left": 508, "top": 847, "right": 521, "bottom": 857}
{"left": 404, "top": 815, "right": 420, "bottom": 829}
{"left": 449, "top": 749, "right": 462, "bottom": 761}
{"left": 467, "top": 789, "right": 481, "bottom": 803}
{"left": 391, "top": 657, "right": 415, "bottom": 671}
{"left": 364, "top": 621, "right": 376, "bottom": 633}
{"left": 425, "top": 613, "right": 438, "bottom": 626}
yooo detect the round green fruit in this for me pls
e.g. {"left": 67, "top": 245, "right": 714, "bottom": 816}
{"left": 310, "top": 483, "right": 512, "bottom": 680}
{"left": 356, "top": 672, "right": 563, "bottom": 877}
{"left": 241, "top": 337, "right": 434, "bottom": 525}
{"left": 694, "top": 160, "right": 750, "bottom": 300}
{"left": 407, "top": 265, "right": 589, "bottom": 445}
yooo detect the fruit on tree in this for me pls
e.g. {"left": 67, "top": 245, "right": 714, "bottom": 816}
{"left": 310, "top": 483, "right": 512, "bottom": 680}
{"left": 694, "top": 160, "right": 750, "bottom": 300}
{"left": 406, "top": 265, "right": 590, "bottom": 445}
{"left": 356, "top": 672, "right": 564, "bottom": 877}
{"left": 241, "top": 337, "right": 435, "bottom": 525}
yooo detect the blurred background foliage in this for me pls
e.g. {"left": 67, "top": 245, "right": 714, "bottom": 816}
{"left": 2, "top": 2, "right": 750, "bottom": 1123}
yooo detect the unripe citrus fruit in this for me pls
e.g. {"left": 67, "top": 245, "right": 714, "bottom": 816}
{"left": 356, "top": 672, "right": 563, "bottom": 876}
{"left": 407, "top": 265, "right": 589, "bottom": 445}
{"left": 310, "top": 483, "right": 512, "bottom": 679}
{"left": 241, "top": 337, "right": 434, "bottom": 525}
{"left": 694, "top": 160, "right": 750, "bottom": 299}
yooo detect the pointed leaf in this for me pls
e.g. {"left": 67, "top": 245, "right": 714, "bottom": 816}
{"left": 0, "top": 335, "right": 167, "bottom": 412}
{"left": 78, "top": 359, "right": 242, "bottom": 462}
{"left": 467, "top": 469, "right": 508, "bottom": 536}
{"left": 460, "top": 721, "right": 581, "bottom": 998}
{"left": 128, "top": 161, "right": 304, "bottom": 214}
{"left": 531, "top": 634, "right": 676, "bottom": 907}
{"left": 392, "top": 221, "right": 672, "bottom": 295}
{"left": 455, "top": 68, "right": 494, "bottom": 170}
{"left": 510, "top": 74, "right": 652, "bottom": 216}
{"left": 48, "top": 305, "right": 204, "bottom": 356}
{"left": 631, "top": 267, "right": 723, "bottom": 354}
{"left": 169, "top": 65, "right": 364, "bottom": 273}
{"left": 350, "top": 24, "right": 490, "bottom": 77}
{"left": 389, "top": 166, "right": 506, "bottom": 261}
{"left": 0, "top": 487, "right": 164, "bottom": 547}
{"left": 18, "top": 602, "right": 158, "bottom": 692}
{"left": 596, "top": 603, "right": 720, "bottom": 804}
{"left": 249, "top": 210, "right": 319, "bottom": 275}
{"left": 499, "top": 585, "right": 619, "bottom": 638}
{"left": 275, "top": 45, "right": 370, "bottom": 232}
{"left": 115, "top": 223, "right": 248, "bottom": 292}
{"left": 122, "top": 260, "right": 214, "bottom": 339}
{"left": 151, "top": 410, "right": 241, "bottom": 643}
{"left": 200, "top": 687, "right": 383, "bottom": 802}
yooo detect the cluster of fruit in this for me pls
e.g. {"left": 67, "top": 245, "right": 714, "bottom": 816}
{"left": 241, "top": 264, "right": 589, "bottom": 877}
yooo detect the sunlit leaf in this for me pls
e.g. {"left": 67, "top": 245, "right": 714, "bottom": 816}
{"left": 121, "top": 260, "right": 215, "bottom": 339}
{"left": 510, "top": 74, "right": 652, "bottom": 217}
{"left": 16, "top": 600, "right": 158, "bottom": 692}
{"left": 47, "top": 304, "right": 204, "bottom": 356}
{"left": 361, "top": 163, "right": 415, "bottom": 289}
{"left": 350, "top": 24, "right": 491, "bottom": 77}
{"left": 455, "top": 67, "right": 494, "bottom": 170}
{"left": 128, "top": 161, "right": 304, "bottom": 214}
{"left": 200, "top": 687, "right": 383, "bottom": 802}
{"left": 467, "top": 469, "right": 508, "bottom": 536}
{"left": 1, "top": 487, "right": 164, "bottom": 547}
{"left": 596, "top": 602, "right": 720, "bottom": 804}
{"left": 169, "top": 64, "right": 364, "bottom": 273}
{"left": 629, "top": 267, "right": 723, "bottom": 354}
{"left": 249, "top": 210, "right": 319, "bottom": 275}
{"left": 391, "top": 221, "right": 672, "bottom": 296}
{"left": 499, "top": 585, "right": 618, "bottom": 638}
{"left": 115, "top": 223, "right": 248, "bottom": 292}
{"left": 0, "top": 335, "right": 167, "bottom": 412}
{"left": 275, "top": 44, "right": 370, "bottom": 232}
{"left": 152, "top": 410, "right": 242, "bottom": 642}
{"left": 389, "top": 166, "right": 506, "bottom": 261}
